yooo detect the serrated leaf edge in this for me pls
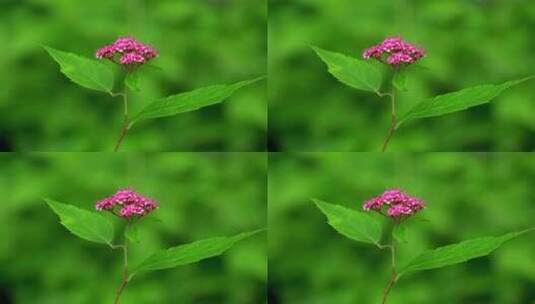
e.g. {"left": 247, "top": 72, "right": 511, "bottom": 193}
{"left": 312, "top": 198, "right": 381, "bottom": 246}
{"left": 398, "top": 76, "right": 534, "bottom": 126}
{"left": 44, "top": 198, "right": 114, "bottom": 246}
{"left": 129, "top": 76, "right": 265, "bottom": 127}
{"left": 43, "top": 45, "right": 114, "bottom": 93}
{"left": 397, "top": 228, "right": 535, "bottom": 279}
{"left": 130, "top": 229, "right": 264, "bottom": 278}
{"left": 311, "top": 46, "right": 382, "bottom": 93}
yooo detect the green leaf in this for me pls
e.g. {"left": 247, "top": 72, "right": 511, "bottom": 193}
{"left": 398, "top": 76, "right": 533, "bottom": 125}
{"left": 125, "top": 224, "right": 140, "bottom": 243}
{"left": 131, "top": 229, "right": 263, "bottom": 276}
{"left": 393, "top": 224, "right": 408, "bottom": 243}
{"left": 399, "top": 229, "right": 534, "bottom": 278}
{"left": 311, "top": 46, "right": 382, "bottom": 93}
{"left": 43, "top": 46, "right": 114, "bottom": 93}
{"left": 312, "top": 199, "right": 381, "bottom": 245}
{"left": 125, "top": 72, "right": 141, "bottom": 92}
{"left": 392, "top": 71, "right": 408, "bottom": 92}
{"left": 130, "top": 77, "right": 264, "bottom": 126}
{"left": 44, "top": 198, "right": 114, "bottom": 245}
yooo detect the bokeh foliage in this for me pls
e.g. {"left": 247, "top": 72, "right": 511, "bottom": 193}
{"left": 268, "top": 153, "right": 535, "bottom": 304}
{"left": 268, "top": 0, "right": 535, "bottom": 151}
{"left": 1, "top": 0, "right": 266, "bottom": 151}
{"left": 0, "top": 153, "right": 267, "bottom": 303}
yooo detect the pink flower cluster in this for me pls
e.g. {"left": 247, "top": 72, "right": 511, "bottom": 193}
{"left": 362, "top": 37, "right": 426, "bottom": 66}
{"left": 96, "top": 188, "right": 158, "bottom": 218}
{"left": 363, "top": 189, "right": 425, "bottom": 218}
{"left": 96, "top": 36, "right": 158, "bottom": 66}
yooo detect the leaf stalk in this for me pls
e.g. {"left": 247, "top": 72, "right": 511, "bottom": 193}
{"left": 112, "top": 224, "right": 130, "bottom": 304}
{"left": 112, "top": 91, "right": 130, "bottom": 152}
{"left": 379, "top": 241, "right": 397, "bottom": 304}
{"left": 377, "top": 89, "right": 397, "bottom": 152}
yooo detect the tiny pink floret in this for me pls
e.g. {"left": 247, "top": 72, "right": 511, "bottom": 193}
{"left": 96, "top": 188, "right": 158, "bottom": 218}
{"left": 95, "top": 36, "right": 158, "bottom": 66}
{"left": 120, "top": 52, "right": 146, "bottom": 65}
{"left": 95, "top": 45, "right": 116, "bottom": 59}
{"left": 363, "top": 189, "right": 425, "bottom": 218}
{"left": 362, "top": 37, "right": 426, "bottom": 66}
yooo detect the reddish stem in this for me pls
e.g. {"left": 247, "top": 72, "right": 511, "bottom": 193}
{"left": 113, "top": 276, "right": 128, "bottom": 304}
{"left": 379, "top": 239, "right": 397, "bottom": 304}
{"left": 381, "top": 270, "right": 397, "bottom": 304}
{"left": 111, "top": 235, "right": 129, "bottom": 304}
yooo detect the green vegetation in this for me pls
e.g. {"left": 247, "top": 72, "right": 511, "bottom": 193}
{"left": 269, "top": 153, "right": 535, "bottom": 303}
{"left": 269, "top": 1, "right": 535, "bottom": 151}
{"left": 1, "top": 1, "right": 266, "bottom": 151}
{"left": 0, "top": 153, "right": 267, "bottom": 303}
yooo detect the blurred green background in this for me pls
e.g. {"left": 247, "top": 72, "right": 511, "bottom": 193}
{"left": 268, "top": 0, "right": 535, "bottom": 151}
{"left": 268, "top": 153, "right": 535, "bottom": 304}
{"left": 1, "top": 0, "right": 266, "bottom": 151}
{"left": 0, "top": 153, "right": 266, "bottom": 303}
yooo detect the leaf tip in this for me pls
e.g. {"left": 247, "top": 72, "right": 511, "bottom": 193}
{"left": 240, "top": 75, "right": 266, "bottom": 87}
{"left": 311, "top": 198, "right": 323, "bottom": 207}
{"left": 253, "top": 75, "right": 267, "bottom": 82}
{"left": 310, "top": 45, "right": 327, "bottom": 57}
{"left": 311, "top": 198, "right": 332, "bottom": 214}
{"left": 43, "top": 197, "right": 57, "bottom": 208}
{"left": 234, "top": 228, "right": 265, "bottom": 242}
{"left": 518, "top": 75, "right": 535, "bottom": 85}
{"left": 42, "top": 45, "right": 56, "bottom": 57}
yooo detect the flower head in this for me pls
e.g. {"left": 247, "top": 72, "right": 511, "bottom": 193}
{"left": 363, "top": 189, "right": 425, "bottom": 218}
{"left": 95, "top": 36, "right": 158, "bottom": 66}
{"left": 362, "top": 37, "right": 426, "bottom": 66}
{"left": 96, "top": 188, "right": 158, "bottom": 218}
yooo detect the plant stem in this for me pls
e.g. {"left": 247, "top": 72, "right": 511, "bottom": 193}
{"left": 113, "top": 276, "right": 128, "bottom": 304}
{"left": 380, "top": 243, "right": 397, "bottom": 304}
{"left": 113, "top": 92, "right": 129, "bottom": 152}
{"left": 112, "top": 241, "right": 129, "bottom": 304}
{"left": 381, "top": 91, "right": 397, "bottom": 152}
